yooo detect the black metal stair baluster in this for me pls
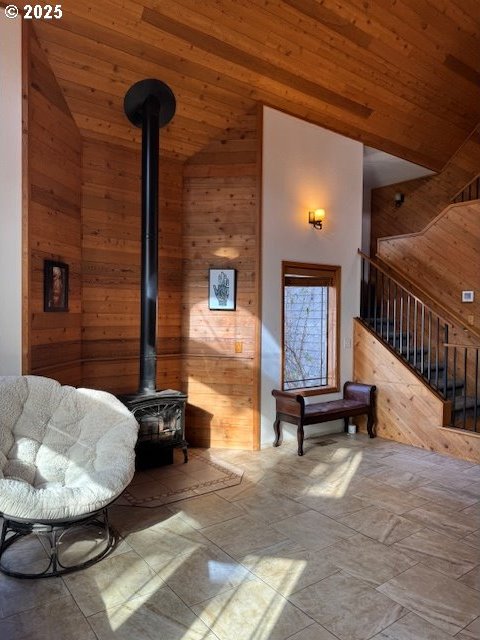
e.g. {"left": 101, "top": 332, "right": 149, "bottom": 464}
{"left": 379, "top": 272, "right": 384, "bottom": 339}
{"left": 413, "top": 299, "right": 418, "bottom": 369}
{"left": 407, "top": 295, "right": 411, "bottom": 362}
{"left": 444, "top": 326, "right": 449, "bottom": 400}
{"left": 399, "top": 290, "right": 404, "bottom": 357}
{"left": 452, "top": 346, "right": 457, "bottom": 425}
{"left": 435, "top": 317, "right": 440, "bottom": 389}
{"left": 427, "top": 310, "right": 432, "bottom": 382}
{"left": 420, "top": 304, "right": 425, "bottom": 376}
{"left": 367, "top": 260, "right": 373, "bottom": 323}
{"left": 360, "top": 257, "right": 366, "bottom": 319}
{"left": 386, "top": 277, "right": 390, "bottom": 345}
{"left": 462, "top": 347, "right": 467, "bottom": 430}
{"left": 474, "top": 348, "right": 479, "bottom": 432}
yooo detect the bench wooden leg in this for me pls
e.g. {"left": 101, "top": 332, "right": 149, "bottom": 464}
{"left": 273, "top": 416, "right": 282, "bottom": 447}
{"left": 367, "top": 410, "right": 375, "bottom": 438}
{"left": 343, "top": 417, "right": 349, "bottom": 433}
{"left": 297, "top": 422, "right": 304, "bottom": 456}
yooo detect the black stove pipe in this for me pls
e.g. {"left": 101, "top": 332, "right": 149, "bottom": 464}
{"left": 139, "top": 96, "right": 159, "bottom": 393}
{"left": 124, "top": 79, "right": 176, "bottom": 394}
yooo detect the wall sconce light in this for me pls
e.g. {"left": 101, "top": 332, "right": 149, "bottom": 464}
{"left": 308, "top": 208, "right": 325, "bottom": 229}
{"left": 394, "top": 192, "right": 405, "bottom": 208}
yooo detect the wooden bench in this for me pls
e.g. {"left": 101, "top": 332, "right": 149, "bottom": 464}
{"left": 272, "top": 381, "right": 376, "bottom": 456}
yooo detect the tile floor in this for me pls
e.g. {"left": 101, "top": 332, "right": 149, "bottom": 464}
{"left": 1, "top": 433, "right": 480, "bottom": 640}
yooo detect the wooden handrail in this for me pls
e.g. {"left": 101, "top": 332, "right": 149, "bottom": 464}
{"left": 359, "top": 250, "right": 480, "bottom": 342}
{"left": 444, "top": 343, "right": 480, "bottom": 349}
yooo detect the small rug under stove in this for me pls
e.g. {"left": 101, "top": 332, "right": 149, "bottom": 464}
{"left": 120, "top": 450, "right": 244, "bottom": 507}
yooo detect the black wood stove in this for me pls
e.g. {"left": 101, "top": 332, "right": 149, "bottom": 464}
{"left": 118, "top": 79, "right": 187, "bottom": 468}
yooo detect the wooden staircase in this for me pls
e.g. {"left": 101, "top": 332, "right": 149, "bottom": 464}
{"left": 359, "top": 253, "right": 480, "bottom": 434}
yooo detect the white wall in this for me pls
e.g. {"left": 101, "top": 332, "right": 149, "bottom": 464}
{"left": 0, "top": 16, "right": 23, "bottom": 374}
{"left": 261, "top": 106, "right": 363, "bottom": 446}
{"left": 362, "top": 184, "right": 371, "bottom": 255}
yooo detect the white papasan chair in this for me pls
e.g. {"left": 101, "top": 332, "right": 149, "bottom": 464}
{"left": 0, "top": 375, "right": 138, "bottom": 578}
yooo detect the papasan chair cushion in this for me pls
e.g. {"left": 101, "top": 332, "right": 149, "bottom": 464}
{"left": 0, "top": 375, "right": 138, "bottom": 521}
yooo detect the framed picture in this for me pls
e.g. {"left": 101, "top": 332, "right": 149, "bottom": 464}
{"left": 462, "top": 291, "right": 474, "bottom": 303}
{"left": 44, "top": 260, "right": 69, "bottom": 312}
{"left": 209, "top": 269, "right": 236, "bottom": 311}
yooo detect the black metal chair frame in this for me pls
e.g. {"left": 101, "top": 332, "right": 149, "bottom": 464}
{"left": 0, "top": 505, "right": 117, "bottom": 579}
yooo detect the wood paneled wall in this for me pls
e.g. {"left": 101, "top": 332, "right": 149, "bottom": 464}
{"left": 370, "top": 126, "right": 480, "bottom": 252}
{"left": 354, "top": 320, "right": 480, "bottom": 463}
{"left": 377, "top": 202, "right": 480, "bottom": 333}
{"left": 25, "top": 28, "right": 82, "bottom": 385}
{"left": 81, "top": 139, "right": 184, "bottom": 394}
{"left": 182, "top": 111, "right": 261, "bottom": 450}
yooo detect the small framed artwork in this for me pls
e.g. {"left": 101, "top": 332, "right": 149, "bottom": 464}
{"left": 44, "top": 260, "right": 69, "bottom": 312}
{"left": 209, "top": 269, "right": 236, "bottom": 311}
{"left": 462, "top": 291, "right": 474, "bottom": 303}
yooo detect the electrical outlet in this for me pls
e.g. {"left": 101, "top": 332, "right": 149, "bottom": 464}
{"left": 235, "top": 341, "right": 243, "bottom": 353}
{"left": 343, "top": 338, "right": 352, "bottom": 349}
{"left": 468, "top": 315, "right": 475, "bottom": 325}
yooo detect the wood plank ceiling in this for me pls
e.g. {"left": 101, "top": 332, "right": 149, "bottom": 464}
{"left": 34, "top": 0, "right": 480, "bottom": 169}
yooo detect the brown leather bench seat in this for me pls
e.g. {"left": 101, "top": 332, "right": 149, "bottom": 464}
{"left": 272, "top": 381, "right": 376, "bottom": 456}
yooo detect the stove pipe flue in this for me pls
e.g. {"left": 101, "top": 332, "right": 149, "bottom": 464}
{"left": 124, "top": 79, "right": 176, "bottom": 394}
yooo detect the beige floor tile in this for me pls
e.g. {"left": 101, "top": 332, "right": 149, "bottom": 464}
{"left": 0, "top": 564, "right": 69, "bottom": 618}
{"left": 272, "top": 509, "right": 355, "bottom": 550}
{"left": 166, "top": 492, "right": 244, "bottom": 528}
{"left": 320, "top": 533, "right": 417, "bottom": 586}
{"left": 338, "top": 505, "right": 424, "bottom": 544}
{"left": 63, "top": 550, "right": 165, "bottom": 617}
{"left": 200, "top": 514, "right": 289, "bottom": 558}
{"left": 289, "top": 571, "right": 405, "bottom": 640}
{"left": 239, "top": 546, "right": 340, "bottom": 596}
{"left": 213, "top": 477, "right": 256, "bottom": 499}
{"left": 410, "top": 484, "right": 478, "bottom": 512}
{"left": 377, "top": 563, "right": 480, "bottom": 635}
{"left": 89, "top": 585, "right": 217, "bottom": 640}
{"left": 184, "top": 467, "right": 230, "bottom": 483}
{"left": 0, "top": 595, "right": 96, "bottom": 640}
{"left": 193, "top": 478, "right": 243, "bottom": 495}
{"left": 351, "top": 479, "right": 428, "bottom": 514}
{"left": 0, "top": 534, "right": 50, "bottom": 575}
{"left": 235, "top": 487, "right": 309, "bottom": 523}
{"left": 109, "top": 504, "right": 173, "bottom": 536}
{"left": 41, "top": 524, "right": 131, "bottom": 569}
{"left": 125, "top": 515, "right": 213, "bottom": 570}
{"left": 369, "top": 611, "right": 455, "bottom": 639}
{"left": 285, "top": 623, "right": 338, "bottom": 639}
{"left": 128, "top": 469, "right": 156, "bottom": 486}
{"left": 464, "top": 530, "right": 480, "bottom": 549}
{"left": 461, "top": 503, "right": 480, "bottom": 522}
{"left": 420, "top": 453, "right": 477, "bottom": 473}
{"left": 403, "top": 504, "right": 479, "bottom": 539}
{"left": 462, "top": 466, "right": 480, "bottom": 481}
{"left": 297, "top": 493, "right": 369, "bottom": 519}
{"left": 258, "top": 470, "right": 313, "bottom": 499}
{"left": 368, "top": 469, "right": 432, "bottom": 491}
{"left": 192, "top": 577, "right": 313, "bottom": 640}
{"left": 301, "top": 475, "right": 374, "bottom": 500}
{"left": 156, "top": 544, "right": 254, "bottom": 605}
{"left": 423, "top": 470, "right": 476, "bottom": 491}
{"left": 392, "top": 529, "right": 480, "bottom": 578}
{"left": 122, "top": 480, "right": 173, "bottom": 501}
{"left": 460, "top": 565, "right": 480, "bottom": 591}
{"left": 380, "top": 454, "right": 441, "bottom": 475}
{"left": 456, "top": 616, "right": 480, "bottom": 640}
